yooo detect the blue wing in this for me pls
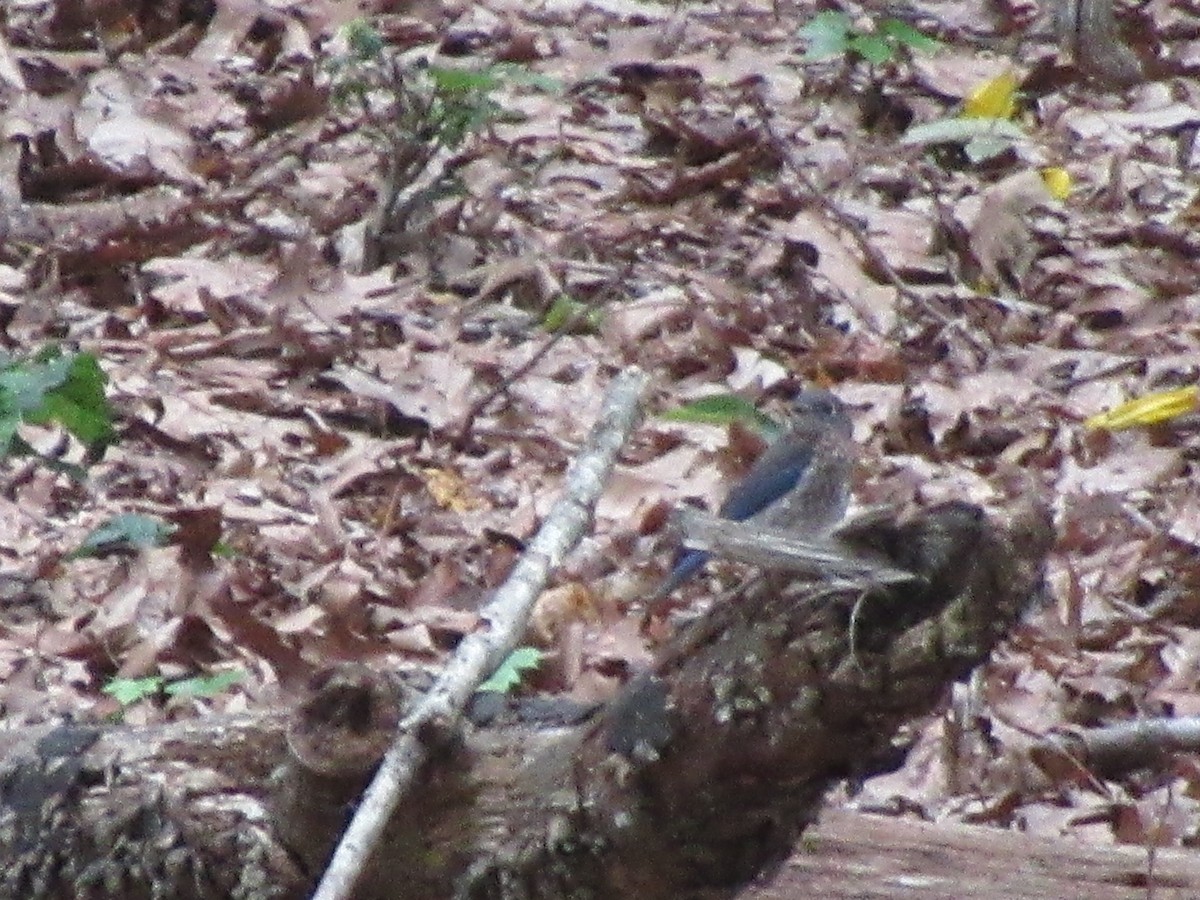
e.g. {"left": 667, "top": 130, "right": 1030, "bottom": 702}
{"left": 717, "top": 443, "right": 814, "bottom": 521}
{"left": 655, "top": 441, "right": 815, "bottom": 598}
{"left": 652, "top": 387, "right": 850, "bottom": 603}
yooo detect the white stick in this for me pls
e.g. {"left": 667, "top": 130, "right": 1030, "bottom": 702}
{"left": 310, "top": 366, "right": 648, "bottom": 900}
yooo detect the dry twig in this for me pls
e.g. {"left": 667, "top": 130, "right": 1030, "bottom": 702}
{"left": 311, "top": 366, "right": 649, "bottom": 900}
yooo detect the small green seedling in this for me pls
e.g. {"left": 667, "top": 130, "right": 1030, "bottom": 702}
{"left": 799, "top": 12, "right": 939, "bottom": 65}
{"left": 541, "top": 295, "right": 603, "bottom": 333}
{"left": 326, "top": 20, "right": 558, "bottom": 264}
{"left": 0, "top": 347, "right": 115, "bottom": 474}
{"left": 104, "top": 670, "right": 245, "bottom": 709}
{"left": 103, "top": 675, "right": 166, "bottom": 707}
{"left": 328, "top": 20, "right": 556, "bottom": 162}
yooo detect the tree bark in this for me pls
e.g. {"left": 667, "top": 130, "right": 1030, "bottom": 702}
{"left": 0, "top": 501, "right": 1056, "bottom": 899}
{"left": 773, "top": 808, "right": 1200, "bottom": 900}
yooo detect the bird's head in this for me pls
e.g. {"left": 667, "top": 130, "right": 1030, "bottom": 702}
{"left": 788, "top": 388, "right": 852, "bottom": 438}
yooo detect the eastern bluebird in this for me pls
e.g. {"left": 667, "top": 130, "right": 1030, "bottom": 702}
{"left": 652, "top": 388, "right": 855, "bottom": 601}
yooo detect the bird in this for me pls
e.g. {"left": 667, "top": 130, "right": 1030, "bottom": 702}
{"left": 651, "top": 388, "right": 855, "bottom": 602}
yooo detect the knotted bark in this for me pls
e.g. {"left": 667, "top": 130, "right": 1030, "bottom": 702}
{"left": 0, "top": 501, "right": 1052, "bottom": 899}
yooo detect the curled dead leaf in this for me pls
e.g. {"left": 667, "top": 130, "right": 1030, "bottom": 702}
{"left": 421, "top": 467, "right": 486, "bottom": 513}
{"left": 531, "top": 582, "right": 601, "bottom": 646}
{"left": 969, "top": 170, "right": 1058, "bottom": 293}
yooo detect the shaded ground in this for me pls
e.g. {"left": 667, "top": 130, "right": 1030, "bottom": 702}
{"left": 2, "top": 0, "right": 1200, "bottom": 856}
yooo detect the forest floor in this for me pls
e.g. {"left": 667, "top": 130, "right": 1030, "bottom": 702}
{"left": 2, "top": 0, "right": 1200, "bottom": 869}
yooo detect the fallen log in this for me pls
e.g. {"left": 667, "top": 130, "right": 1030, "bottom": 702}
{"left": 776, "top": 807, "right": 1200, "bottom": 900}
{"left": 0, "top": 498, "right": 1055, "bottom": 899}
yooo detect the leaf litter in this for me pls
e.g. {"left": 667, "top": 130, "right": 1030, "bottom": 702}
{"left": 1, "top": 0, "right": 1200, "bottom": 853}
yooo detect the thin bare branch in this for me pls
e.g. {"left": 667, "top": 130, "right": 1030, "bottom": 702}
{"left": 311, "top": 366, "right": 649, "bottom": 900}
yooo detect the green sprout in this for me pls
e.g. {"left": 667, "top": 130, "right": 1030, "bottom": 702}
{"left": 799, "top": 12, "right": 939, "bottom": 65}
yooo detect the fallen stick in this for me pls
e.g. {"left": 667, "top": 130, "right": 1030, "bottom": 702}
{"left": 311, "top": 366, "right": 649, "bottom": 900}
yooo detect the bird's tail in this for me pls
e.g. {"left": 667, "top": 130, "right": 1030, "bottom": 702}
{"left": 647, "top": 548, "right": 710, "bottom": 605}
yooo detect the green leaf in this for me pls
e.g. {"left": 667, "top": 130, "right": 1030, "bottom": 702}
{"left": 491, "top": 63, "right": 562, "bottom": 93}
{"left": 541, "top": 296, "right": 603, "bottom": 333}
{"left": 164, "top": 669, "right": 244, "bottom": 698}
{"left": 964, "top": 134, "right": 1016, "bottom": 163}
{"left": 799, "top": 11, "right": 852, "bottom": 60}
{"left": 902, "top": 116, "right": 1025, "bottom": 147}
{"left": 0, "top": 352, "right": 73, "bottom": 415}
{"left": 878, "top": 18, "right": 941, "bottom": 53}
{"left": 70, "top": 513, "right": 175, "bottom": 559}
{"left": 848, "top": 33, "right": 895, "bottom": 64}
{"left": 660, "top": 394, "right": 776, "bottom": 431}
{"left": 103, "top": 676, "right": 165, "bottom": 706}
{"left": 32, "top": 354, "right": 115, "bottom": 446}
{"left": 59, "top": 353, "right": 114, "bottom": 443}
{"left": 423, "top": 67, "right": 506, "bottom": 147}
{"left": 0, "top": 405, "right": 19, "bottom": 456}
{"left": 427, "top": 65, "right": 503, "bottom": 95}
{"left": 213, "top": 540, "right": 238, "bottom": 559}
{"left": 37, "top": 393, "right": 109, "bottom": 445}
{"left": 343, "top": 19, "right": 384, "bottom": 60}
{"left": 0, "top": 349, "right": 115, "bottom": 457}
{"left": 479, "top": 647, "right": 544, "bottom": 694}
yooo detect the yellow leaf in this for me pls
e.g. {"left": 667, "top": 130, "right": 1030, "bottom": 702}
{"left": 1085, "top": 387, "right": 1199, "bottom": 430}
{"left": 1041, "top": 167, "right": 1071, "bottom": 200}
{"left": 964, "top": 70, "right": 1017, "bottom": 120}
{"left": 421, "top": 467, "right": 485, "bottom": 512}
